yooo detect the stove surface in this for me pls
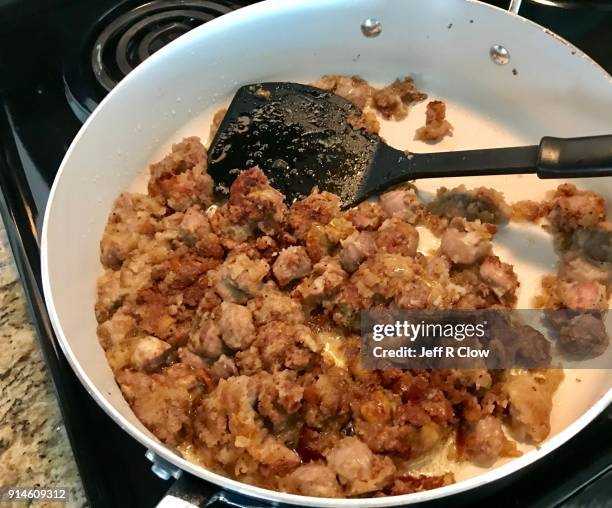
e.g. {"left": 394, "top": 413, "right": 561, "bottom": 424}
{"left": 0, "top": 1, "right": 610, "bottom": 507}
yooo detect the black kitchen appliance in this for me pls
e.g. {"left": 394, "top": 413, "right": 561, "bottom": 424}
{"left": 0, "top": 1, "right": 610, "bottom": 506}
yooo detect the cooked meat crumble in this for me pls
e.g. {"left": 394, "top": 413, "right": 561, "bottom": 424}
{"left": 415, "top": 100, "right": 453, "bottom": 142}
{"left": 532, "top": 184, "right": 612, "bottom": 358}
{"left": 429, "top": 185, "right": 511, "bottom": 224}
{"left": 96, "top": 85, "right": 607, "bottom": 498}
{"left": 311, "top": 75, "right": 427, "bottom": 120}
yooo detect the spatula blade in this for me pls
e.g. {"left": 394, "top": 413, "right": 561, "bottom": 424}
{"left": 207, "top": 82, "right": 379, "bottom": 203}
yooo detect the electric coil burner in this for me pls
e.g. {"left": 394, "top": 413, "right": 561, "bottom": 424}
{"left": 0, "top": 1, "right": 611, "bottom": 506}
{"left": 91, "top": 1, "right": 234, "bottom": 91}
{"left": 64, "top": 0, "right": 235, "bottom": 121}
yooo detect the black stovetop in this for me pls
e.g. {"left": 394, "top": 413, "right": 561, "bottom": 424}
{"left": 0, "top": 1, "right": 610, "bottom": 507}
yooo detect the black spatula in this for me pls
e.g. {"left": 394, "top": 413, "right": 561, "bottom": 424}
{"left": 207, "top": 82, "right": 612, "bottom": 207}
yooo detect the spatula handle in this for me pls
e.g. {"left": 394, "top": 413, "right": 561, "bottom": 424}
{"left": 357, "top": 134, "right": 612, "bottom": 206}
{"left": 537, "top": 135, "right": 612, "bottom": 178}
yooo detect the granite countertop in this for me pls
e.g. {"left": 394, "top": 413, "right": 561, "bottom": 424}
{"left": 0, "top": 226, "right": 87, "bottom": 508}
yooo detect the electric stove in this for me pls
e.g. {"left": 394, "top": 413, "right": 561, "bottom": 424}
{"left": 0, "top": 1, "right": 610, "bottom": 506}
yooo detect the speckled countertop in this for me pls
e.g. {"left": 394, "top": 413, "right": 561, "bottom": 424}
{"left": 0, "top": 225, "right": 87, "bottom": 508}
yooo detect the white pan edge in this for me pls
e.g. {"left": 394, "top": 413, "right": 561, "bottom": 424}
{"left": 41, "top": 0, "right": 612, "bottom": 505}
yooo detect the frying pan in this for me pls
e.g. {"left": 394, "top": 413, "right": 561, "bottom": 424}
{"left": 41, "top": 0, "right": 612, "bottom": 506}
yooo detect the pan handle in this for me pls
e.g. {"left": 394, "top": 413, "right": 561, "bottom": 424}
{"left": 156, "top": 494, "right": 269, "bottom": 508}
{"left": 537, "top": 135, "right": 612, "bottom": 178}
{"left": 156, "top": 474, "right": 273, "bottom": 508}
{"left": 508, "top": 0, "right": 523, "bottom": 13}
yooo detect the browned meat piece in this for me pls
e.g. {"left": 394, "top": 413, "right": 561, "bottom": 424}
{"left": 386, "top": 77, "right": 428, "bottom": 104}
{"left": 148, "top": 137, "right": 213, "bottom": 212}
{"left": 353, "top": 420, "right": 414, "bottom": 459}
{"left": 100, "top": 193, "right": 166, "bottom": 269}
{"left": 97, "top": 309, "right": 137, "bottom": 350}
{"left": 130, "top": 335, "right": 172, "bottom": 372}
{"left": 281, "top": 464, "right": 342, "bottom": 498}
{"left": 533, "top": 277, "right": 557, "bottom": 309}
{"left": 379, "top": 187, "right": 424, "bottom": 224}
{"left": 351, "top": 392, "right": 442, "bottom": 458}
{"left": 194, "top": 375, "right": 253, "bottom": 449}
{"left": 570, "top": 223, "right": 612, "bottom": 263}
{"left": 210, "top": 354, "right": 238, "bottom": 379}
{"left": 339, "top": 231, "right": 378, "bottom": 273}
{"left": 294, "top": 257, "right": 348, "bottom": 306}
{"left": 382, "top": 473, "right": 454, "bottom": 495}
{"left": 558, "top": 280, "right": 607, "bottom": 309}
{"left": 97, "top": 311, "right": 139, "bottom": 371}
{"left": 227, "top": 167, "right": 287, "bottom": 234}
{"left": 415, "top": 100, "right": 453, "bottom": 141}
{"left": 535, "top": 274, "right": 609, "bottom": 311}
{"left": 152, "top": 136, "right": 204, "bottom": 176}
{"left": 511, "top": 200, "right": 546, "bottom": 222}
{"left": 479, "top": 255, "right": 519, "bottom": 303}
{"left": 178, "top": 206, "right": 208, "bottom": 243}
{"left": 210, "top": 253, "right": 269, "bottom": 303}
{"left": 208, "top": 107, "right": 227, "bottom": 142}
{"left": 177, "top": 346, "right": 207, "bottom": 370}
{"left": 376, "top": 218, "right": 419, "bottom": 257}
{"left": 395, "top": 280, "right": 432, "bottom": 310}
{"left": 194, "top": 375, "right": 300, "bottom": 474}
{"left": 297, "top": 427, "right": 339, "bottom": 465}
{"left": 302, "top": 225, "right": 332, "bottom": 263}
{"left": 336, "top": 253, "right": 431, "bottom": 316}
{"left": 302, "top": 368, "right": 353, "bottom": 430}
{"left": 504, "top": 370, "right": 563, "bottom": 443}
{"left": 272, "top": 246, "right": 312, "bottom": 286}
{"left": 372, "top": 88, "right": 408, "bottom": 120}
{"left": 441, "top": 218, "right": 493, "bottom": 265}
{"left": 429, "top": 185, "right": 511, "bottom": 224}
{"left": 96, "top": 268, "right": 137, "bottom": 323}
{"left": 348, "top": 201, "right": 386, "bottom": 231}
{"left": 247, "top": 287, "right": 304, "bottom": 325}
{"left": 189, "top": 313, "right": 224, "bottom": 359}
{"left": 303, "top": 217, "right": 355, "bottom": 263}
{"left": 123, "top": 252, "right": 214, "bottom": 348}
{"left": 313, "top": 75, "right": 425, "bottom": 120}
{"left": 324, "top": 217, "right": 355, "bottom": 244}
{"left": 509, "top": 324, "right": 552, "bottom": 368}
{"left": 556, "top": 313, "right": 609, "bottom": 358}
{"left": 118, "top": 363, "right": 202, "bottom": 446}
{"left": 372, "top": 77, "right": 427, "bottom": 120}
{"left": 289, "top": 190, "right": 353, "bottom": 263}
{"left": 256, "top": 370, "right": 304, "bottom": 430}
{"left": 208, "top": 207, "right": 253, "bottom": 248}
{"left": 236, "top": 321, "right": 319, "bottom": 374}
{"left": 133, "top": 289, "right": 187, "bottom": 347}
{"left": 289, "top": 189, "right": 341, "bottom": 238}
{"left": 325, "top": 437, "right": 396, "bottom": 495}
{"left": 461, "top": 416, "right": 517, "bottom": 467}
{"left": 252, "top": 235, "right": 280, "bottom": 262}
{"left": 178, "top": 206, "right": 224, "bottom": 258}
{"left": 311, "top": 75, "right": 373, "bottom": 109}
{"left": 151, "top": 252, "right": 217, "bottom": 294}
{"left": 218, "top": 301, "right": 256, "bottom": 350}
{"left": 448, "top": 266, "right": 496, "bottom": 309}
{"left": 95, "top": 271, "right": 125, "bottom": 323}
{"left": 208, "top": 168, "right": 287, "bottom": 248}
{"left": 548, "top": 183, "right": 606, "bottom": 233}
{"left": 347, "top": 111, "right": 380, "bottom": 134}
{"left": 559, "top": 254, "right": 611, "bottom": 284}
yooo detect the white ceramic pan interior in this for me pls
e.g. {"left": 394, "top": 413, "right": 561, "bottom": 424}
{"left": 41, "top": 0, "right": 612, "bottom": 506}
